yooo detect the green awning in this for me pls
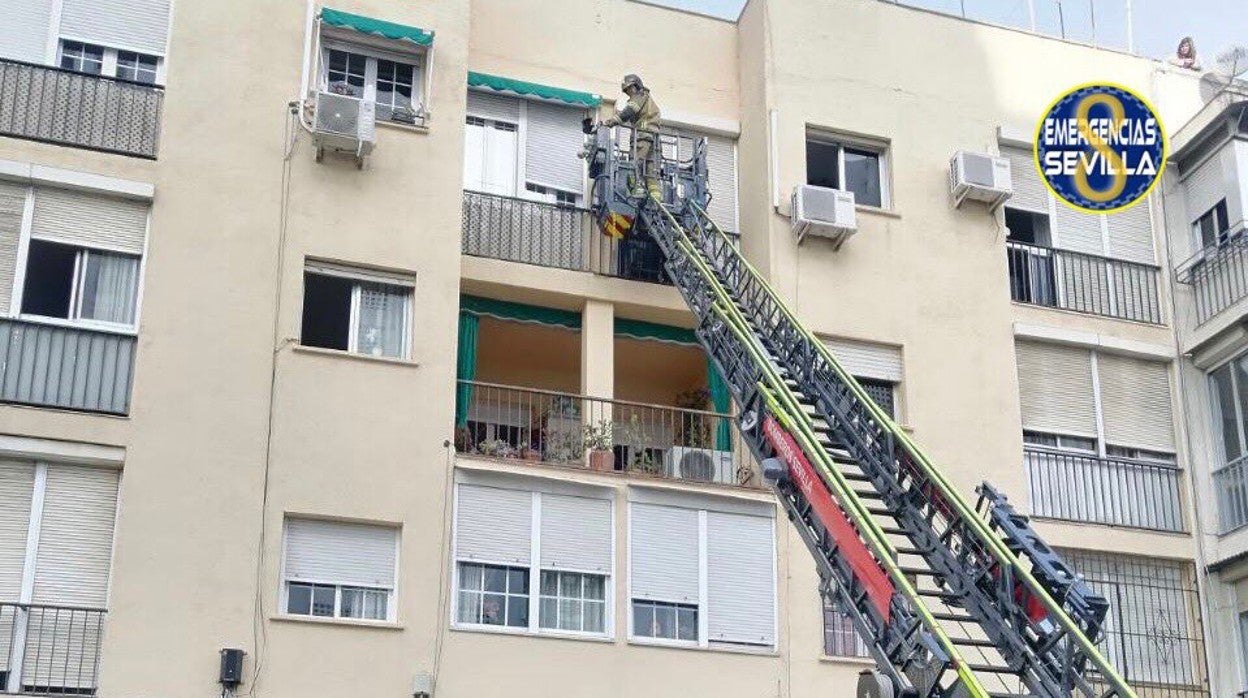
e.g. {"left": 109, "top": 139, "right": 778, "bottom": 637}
{"left": 468, "top": 71, "right": 601, "bottom": 107}
{"left": 614, "top": 318, "right": 698, "bottom": 346}
{"left": 460, "top": 295, "right": 581, "bottom": 330}
{"left": 321, "top": 7, "right": 434, "bottom": 46}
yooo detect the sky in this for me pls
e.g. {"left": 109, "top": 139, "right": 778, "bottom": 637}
{"left": 655, "top": 0, "right": 1247, "bottom": 69}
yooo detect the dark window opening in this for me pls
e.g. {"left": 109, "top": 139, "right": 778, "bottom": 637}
{"left": 301, "top": 272, "right": 353, "bottom": 351}
{"left": 806, "top": 140, "right": 841, "bottom": 190}
{"left": 843, "top": 148, "right": 882, "bottom": 208}
{"left": 21, "top": 239, "right": 78, "bottom": 319}
{"left": 1005, "top": 208, "right": 1052, "bottom": 246}
{"left": 1195, "top": 199, "right": 1232, "bottom": 249}
{"left": 858, "top": 378, "right": 895, "bottom": 419}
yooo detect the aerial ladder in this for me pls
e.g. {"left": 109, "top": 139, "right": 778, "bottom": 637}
{"left": 583, "top": 125, "right": 1133, "bottom": 698}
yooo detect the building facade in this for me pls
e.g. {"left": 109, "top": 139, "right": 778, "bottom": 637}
{"left": 0, "top": 0, "right": 1226, "bottom": 695}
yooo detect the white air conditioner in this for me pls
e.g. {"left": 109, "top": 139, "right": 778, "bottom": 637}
{"left": 792, "top": 185, "right": 857, "bottom": 248}
{"left": 665, "top": 447, "right": 734, "bottom": 484}
{"left": 312, "top": 91, "right": 376, "bottom": 168}
{"left": 949, "top": 151, "right": 1012, "bottom": 211}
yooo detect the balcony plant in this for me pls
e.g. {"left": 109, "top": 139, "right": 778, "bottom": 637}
{"left": 583, "top": 419, "right": 615, "bottom": 472}
{"left": 675, "top": 387, "right": 713, "bottom": 449}
{"left": 477, "top": 438, "right": 516, "bottom": 459}
{"left": 619, "top": 414, "right": 662, "bottom": 476}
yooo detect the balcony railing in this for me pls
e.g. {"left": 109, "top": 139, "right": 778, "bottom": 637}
{"left": 1007, "top": 241, "right": 1162, "bottom": 324}
{"left": 0, "top": 318, "right": 136, "bottom": 415}
{"left": 454, "top": 380, "right": 758, "bottom": 488}
{"left": 1, "top": 602, "right": 106, "bottom": 696}
{"left": 1025, "top": 447, "right": 1184, "bottom": 532}
{"left": 0, "top": 58, "right": 163, "bottom": 158}
{"left": 1214, "top": 455, "right": 1248, "bottom": 533}
{"left": 1175, "top": 226, "right": 1248, "bottom": 326}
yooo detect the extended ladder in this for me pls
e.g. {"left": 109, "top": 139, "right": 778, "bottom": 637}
{"left": 585, "top": 126, "right": 1129, "bottom": 698}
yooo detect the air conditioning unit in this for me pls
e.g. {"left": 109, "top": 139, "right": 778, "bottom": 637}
{"left": 949, "top": 151, "right": 1012, "bottom": 211}
{"left": 665, "top": 447, "right": 734, "bottom": 484}
{"left": 312, "top": 91, "right": 376, "bottom": 168}
{"left": 792, "top": 185, "right": 857, "bottom": 248}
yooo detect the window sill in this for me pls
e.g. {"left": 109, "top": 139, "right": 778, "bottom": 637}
{"left": 271, "top": 614, "right": 403, "bottom": 631}
{"left": 856, "top": 205, "right": 900, "bottom": 219}
{"left": 15, "top": 314, "right": 138, "bottom": 337}
{"left": 377, "top": 119, "right": 430, "bottom": 135}
{"left": 819, "top": 654, "right": 875, "bottom": 666}
{"left": 292, "top": 344, "right": 421, "bottom": 368}
{"left": 450, "top": 622, "right": 614, "bottom": 644}
{"left": 628, "top": 636, "right": 777, "bottom": 657}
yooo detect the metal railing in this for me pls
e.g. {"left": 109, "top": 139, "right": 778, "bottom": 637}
{"left": 462, "top": 190, "right": 738, "bottom": 285}
{"left": 1024, "top": 447, "right": 1184, "bottom": 532}
{"left": 1, "top": 602, "right": 106, "bottom": 696}
{"left": 1214, "top": 455, "right": 1248, "bottom": 533}
{"left": 454, "top": 380, "right": 758, "bottom": 488}
{"left": 0, "top": 58, "right": 163, "bottom": 158}
{"left": 1174, "top": 226, "right": 1248, "bottom": 326}
{"left": 0, "top": 318, "right": 137, "bottom": 415}
{"left": 1007, "top": 241, "right": 1162, "bottom": 323}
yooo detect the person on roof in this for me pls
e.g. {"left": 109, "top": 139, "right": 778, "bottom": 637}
{"left": 1168, "top": 36, "right": 1201, "bottom": 70}
{"left": 603, "top": 74, "right": 662, "bottom": 198}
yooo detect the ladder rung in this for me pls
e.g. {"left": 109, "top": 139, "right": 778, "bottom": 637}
{"left": 880, "top": 526, "right": 908, "bottom": 536}
{"left": 932, "top": 611, "right": 977, "bottom": 623}
{"left": 894, "top": 546, "right": 926, "bottom": 556}
{"left": 898, "top": 566, "right": 942, "bottom": 577}
{"left": 866, "top": 506, "right": 898, "bottom": 517}
{"left": 915, "top": 589, "right": 959, "bottom": 599}
{"left": 949, "top": 637, "right": 999, "bottom": 648}
{"left": 965, "top": 664, "right": 1019, "bottom": 675}
{"left": 851, "top": 489, "right": 883, "bottom": 500}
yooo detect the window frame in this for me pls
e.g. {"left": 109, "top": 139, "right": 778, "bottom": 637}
{"left": 318, "top": 36, "right": 428, "bottom": 126}
{"left": 277, "top": 517, "right": 401, "bottom": 624}
{"left": 1209, "top": 353, "right": 1248, "bottom": 468}
{"left": 1192, "top": 199, "right": 1233, "bottom": 252}
{"left": 56, "top": 39, "right": 164, "bottom": 85}
{"left": 805, "top": 129, "right": 892, "bottom": 210}
{"left": 300, "top": 262, "right": 415, "bottom": 360}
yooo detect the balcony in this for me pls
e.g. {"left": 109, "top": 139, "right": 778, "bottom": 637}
{"left": 0, "top": 58, "right": 163, "bottom": 159}
{"left": 1, "top": 602, "right": 106, "bottom": 696}
{"left": 0, "top": 318, "right": 137, "bottom": 415}
{"left": 455, "top": 380, "right": 757, "bottom": 488}
{"left": 1214, "top": 455, "right": 1248, "bottom": 533}
{"left": 1007, "top": 241, "right": 1162, "bottom": 324}
{"left": 1175, "top": 228, "right": 1248, "bottom": 326}
{"left": 1025, "top": 446, "right": 1184, "bottom": 532}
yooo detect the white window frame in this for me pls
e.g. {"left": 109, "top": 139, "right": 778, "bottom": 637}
{"left": 56, "top": 38, "right": 165, "bottom": 85}
{"left": 464, "top": 93, "right": 590, "bottom": 204}
{"left": 277, "top": 519, "right": 401, "bottom": 624}
{"left": 450, "top": 487, "right": 615, "bottom": 640}
{"left": 462, "top": 111, "right": 521, "bottom": 196}
{"left": 301, "top": 262, "right": 415, "bottom": 360}
{"left": 317, "top": 36, "right": 428, "bottom": 124}
{"left": 1209, "top": 353, "right": 1248, "bottom": 467}
{"left": 1192, "top": 198, "right": 1233, "bottom": 252}
{"left": 805, "top": 129, "right": 893, "bottom": 210}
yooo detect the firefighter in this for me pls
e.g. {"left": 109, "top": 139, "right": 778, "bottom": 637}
{"left": 603, "top": 74, "right": 661, "bottom": 198}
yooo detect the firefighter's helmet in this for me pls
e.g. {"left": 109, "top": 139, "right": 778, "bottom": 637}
{"left": 621, "top": 74, "right": 645, "bottom": 93}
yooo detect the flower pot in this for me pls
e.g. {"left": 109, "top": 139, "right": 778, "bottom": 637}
{"left": 588, "top": 449, "right": 614, "bottom": 472}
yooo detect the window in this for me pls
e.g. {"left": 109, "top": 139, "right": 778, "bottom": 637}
{"left": 57, "top": 40, "right": 160, "bottom": 84}
{"left": 525, "top": 183, "right": 579, "bottom": 207}
{"left": 1005, "top": 208, "right": 1052, "bottom": 246}
{"left": 301, "top": 266, "right": 412, "bottom": 359}
{"left": 823, "top": 337, "right": 903, "bottom": 421}
{"left": 1240, "top": 610, "right": 1248, "bottom": 692}
{"left": 20, "top": 240, "right": 140, "bottom": 328}
{"left": 1194, "top": 199, "right": 1232, "bottom": 250}
{"left": 453, "top": 481, "right": 613, "bottom": 637}
{"left": 629, "top": 499, "right": 776, "bottom": 649}
{"left": 1210, "top": 356, "right": 1248, "bottom": 465}
{"left": 823, "top": 595, "right": 869, "bottom": 657}
{"left": 806, "top": 135, "right": 888, "bottom": 208}
{"left": 858, "top": 378, "right": 896, "bottom": 419}
{"left": 321, "top": 46, "right": 424, "bottom": 124}
{"left": 281, "top": 518, "right": 398, "bottom": 622}
{"left": 1023, "top": 431, "right": 1097, "bottom": 453}
{"left": 1006, "top": 207, "right": 1057, "bottom": 307}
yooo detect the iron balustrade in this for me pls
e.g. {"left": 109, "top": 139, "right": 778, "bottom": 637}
{"left": 0, "top": 58, "right": 163, "bottom": 158}
{"left": 0, "top": 602, "right": 106, "bottom": 696}
{"left": 0, "top": 318, "right": 136, "bottom": 415}
{"left": 1007, "top": 241, "right": 1162, "bottom": 323}
{"left": 1174, "top": 226, "right": 1248, "bottom": 326}
{"left": 454, "top": 380, "right": 757, "bottom": 488}
{"left": 1214, "top": 455, "right": 1248, "bottom": 533}
{"left": 1024, "top": 446, "right": 1184, "bottom": 532}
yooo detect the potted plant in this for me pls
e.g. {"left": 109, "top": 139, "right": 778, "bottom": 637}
{"left": 476, "top": 439, "right": 515, "bottom": 459}
{"left": 583, "top": 419, "right": 615, "bottom": 471}
{"left": 675, "top": 387, "right": 713, "bottom": 448}
{"left": 453, "top": 425, "right": 475, "bottom": 454}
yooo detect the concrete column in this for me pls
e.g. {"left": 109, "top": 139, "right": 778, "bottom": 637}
{"left": 581, "top": 299, "right": 614, "bottom": 469}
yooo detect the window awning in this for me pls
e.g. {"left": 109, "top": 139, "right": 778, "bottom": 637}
{"left": 468, "top": 71, "right": 601, "bottom": 108}
{"left": 460, "top": 295, "right": 581, "bottom": 330}
{"left": 321, "top": 7, "right": 434, "bottom": 46}
{"left": 614, "top": 318, "right": 698, "bottom": 346}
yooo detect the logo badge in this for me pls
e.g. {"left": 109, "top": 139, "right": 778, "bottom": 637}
{"left": 1035, "top": 83, "right": 1166, "bottom": 213}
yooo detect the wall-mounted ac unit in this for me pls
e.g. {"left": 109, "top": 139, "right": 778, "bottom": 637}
{"left": 664, "top": 447, "right": 734, "bottom": 484}
{"left": 949, "top": 151, "right": 1012, "bottom": 211}
{"left": 312, "top": 91, "right": 376, "bottom": 168}
{"left": 792, "top": 185, "right": 856, "bottom": 248}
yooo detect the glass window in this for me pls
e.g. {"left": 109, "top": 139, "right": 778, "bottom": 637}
{"left": 59, "top": 41, "right": 104, "bottom": 75}
{"left": 457, "top": 562, "right": 530, "bottom": 628}
{"left": 301, "top": 270, "right": 412, "bottom": 359}
{"left": 341, "top": 586, "right": 388, "bottom": 620}
{"left": 1213, "top": 361, "right": 1248, "bottom": 464}
{"left": 823, "top": 596, "right": 869, "bottom": 657}
{"left": 842, "top": 147, "right": 882, "bottom": 208}
{"left": 805, "top": 138, "right": 887, "bottom": 207}
{"left": 858, "top": 378, "right": 895, "bottom": 418}
{"left": 805, "top": 140, "right": 840, "bottom": 190}
{"left": 1194, "top": 200, "right": 1232, "bottom": 249}
{"left": 632, "top": 600, "right": 697, "bottom": 641}
{"left": 327, "top": 49, "right": 367, "bottom": 97}
{"left": 116, "top": 51, "right": 159, "bottom": 84}
{"left": 20, "top": 240, "right": 140, "bottom": 327}
{"left": 539, "top": 571, "right": 606, "bottom": 633}
{"left": 375, "top": 59, "right": 416, "bottom": 121}
{"left": 323, "top": 47, "right": 422, "bottom": 124}
{"left": 286, "top": 582, "right": 336, "bottom": 617}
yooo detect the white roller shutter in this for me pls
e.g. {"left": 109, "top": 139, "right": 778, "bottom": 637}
{"left": 0, "top": 0, "right": 51, "bottom": 63}
{"left": 1106, "top": 198, "right": 1156, "bottom": 265}
{"left": 0, "top": 460, "right": 34, "bottom": 602}
{"left": 630, "top": 503, "right": 698, "bottom": 603}
{"left": 283, "top": 518, "right": 397, "bottom": 588}
{"left": 705, "top": 135, "right": 738, "bottom": 231}
{"left": 60, "top": 0, "right": 172, "bottom": 56}
{"left": 31, "top": 465, "right": 118, "bottom": 607}
{"left": 1002, "top": 146, "right": 1048, "bottom": 213}
{"left": 1053, "top": 204, "right": 1104, "bottom": 256}
{"left": 525, "top": 101, "right": 585, "bottom": 194}
{"left": 824, "top": 337, "right": 902, "bottom": 382}
{"left": 1097, "top": 354, "right": 1175, "bottom": 451}
{"left": 1183, "top": 148, "right": 1234, "bottom": 225}
{"left": 455, "top": 484, "right": 531, "bottom": 565}
{"left": 467, "top": 90, "right": 520, "bottom": 123}
{"left": 539, "top": 494, "right": 611, "bottom": 574}
{"left": 31, "top": 188, "right": 147, "bottom": 254}
{"left": 1015, "top": 341, "right": 1097, "bottom": 437}
{"left": 706, "top": 511, "right": 774, "bottom": 646}
{"left": 0, "top": 182, "right": 28, "bottom": 315}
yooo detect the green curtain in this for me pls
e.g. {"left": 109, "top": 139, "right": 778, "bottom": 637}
{"left": 708, "top": 359, "right": 732, "bottom": 451}
{"left": 455, "top": 311, "right": 479, "bottom": 427}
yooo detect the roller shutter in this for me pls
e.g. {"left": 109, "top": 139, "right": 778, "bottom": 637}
{"left": 1015, "top": 341, "right": 1097, "bottom": 438}
{"left": 539, "top": 493, "right": 611, "bottom": 574}
{"left": 706, "top": 511, "right": 774, "bottom": 646}
{"left": 31, "top": 188, "right": 147, "bottom": 254}
{"left": 629, "top": 503, "right": 698, "bottom": 604}
{"left": 1098, "top": 355, "right": 1175, "bottom": 451}
{"left": 455, "top": 484, "right": 531, "bottom": 565}
{"left": 60, "top": 0, "right": 172, "bottom": 56}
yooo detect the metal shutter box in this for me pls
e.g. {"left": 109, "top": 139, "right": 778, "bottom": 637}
{"left": 1014, "top": 341, "right": 1097, "bottom": 438}
{"left": 525, "top": 101, "right": 585, "bottom": 195}
{"left": 0, "top": 182, "right": 27, "bottom": 314}
{"left": 467, "top": 90, "right": 521, "bottom": 123}
{"left": 31, "top": 465, "right": 119, "bottom": 607}
{"left": 456, "top": 484, "right": 531, "bottom": 565}
{"left": 823, "top": 337, "right": 902, "bottom": 383}
{"left": 1097, "top": 354, "right": 1175, "bottom": 451}
{"left": 60, "top": 0, "right": 172, "bottom": 57}
{"left": 704, "top": 134, "right": 738, "bottom": 231}
{"left": 31, "top": 188, "right": 147, "bottom": 254}
{"left": 706, "top": 511, "right": 774, "bottom": 646}
{"left": 1001, "top": 146, "right": 1048, "bottom": 213}
{"left": 539, "top": 493, "right": 611, "bottom": 574}
{"left": 284, "top": 518, "right": 397, "bottom": 588}
{"left": 629, "top": 503, "right": 698, "bottom": 604}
